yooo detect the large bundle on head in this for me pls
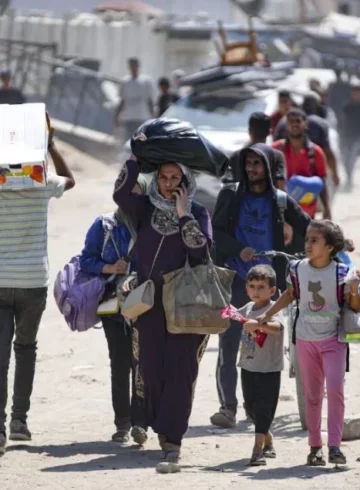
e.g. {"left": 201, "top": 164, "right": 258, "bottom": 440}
{"left": 130, "top": 118, "right": 229, "bottom": 177}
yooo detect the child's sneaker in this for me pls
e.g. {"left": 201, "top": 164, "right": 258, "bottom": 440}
{"left": 0, "top": 432, "right": 6, "bottom": 456}
{"left": 9, "top": 420, "right": 31, "bottom": 441}
{"left": 210, "top": 408, "right": 236, "bottom": 428}
{"left": 329, "top": 446, "right": 347, "bottom": 465}
{"left": 131, "top": 426, "right": 148, "bottom": 446}
{"left": 156, "top": 443, "right": 181, "bottom": 474}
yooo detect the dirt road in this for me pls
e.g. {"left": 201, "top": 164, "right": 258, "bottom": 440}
{"left": 2, "top": 142, "right": 360, "bottom": 489}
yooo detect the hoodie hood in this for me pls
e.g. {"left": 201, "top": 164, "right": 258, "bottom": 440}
{"left": 232, "top": 143, "right": 276, "bottom": 191}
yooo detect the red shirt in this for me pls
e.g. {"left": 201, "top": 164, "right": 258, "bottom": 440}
{"left": 273, "top": 140, "right": 327, "bottom": 217}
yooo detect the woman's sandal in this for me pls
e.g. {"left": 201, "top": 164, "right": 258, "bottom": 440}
{"left": 307, "top": 447, "right": 326, "bottom": 467}
{"left": 249, "top": 453, "right": 267, "bottom": 466}
{"left": 263, "top": 444, "right": 277, "bottom": 459}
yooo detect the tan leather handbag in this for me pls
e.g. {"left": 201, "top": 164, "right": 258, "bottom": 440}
{"left": 162, "top": 253, "right": 235, "bottom": 335}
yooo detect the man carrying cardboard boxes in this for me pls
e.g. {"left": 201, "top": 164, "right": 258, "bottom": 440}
{"left": 0, "top": 106, "right": 75, "bottom": 456}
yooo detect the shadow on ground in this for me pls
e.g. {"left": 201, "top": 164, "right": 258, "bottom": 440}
{"left": 6, "top": 441, "right": 160, "bottom": 472}
{"left": 201, "top": 460, "right": 348, "bottom": 480}
{"left": 186, "top": 414, "right": 306, "bottom": 441}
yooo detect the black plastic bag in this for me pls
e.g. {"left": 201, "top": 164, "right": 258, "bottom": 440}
{"left": 130, "top": 118, "right": 229, "bottom": 177}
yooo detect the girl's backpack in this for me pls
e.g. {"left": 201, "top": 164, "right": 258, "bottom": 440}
{"left": 54, "top": 255, "right": 106, "bottom": 332}
{"left": 288, "top": 259, "right": 349, "bottom": 344}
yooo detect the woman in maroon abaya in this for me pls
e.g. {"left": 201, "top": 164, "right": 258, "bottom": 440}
{"left": 113, "top": 157, "right": 212, "bottom": 473}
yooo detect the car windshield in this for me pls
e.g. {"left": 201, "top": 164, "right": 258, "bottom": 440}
{"left": 164, "top": 94, "right": 267, "bottom": 132}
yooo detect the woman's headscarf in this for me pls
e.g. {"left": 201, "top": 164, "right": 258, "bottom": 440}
{"left": 148, "top": 163, "right": 197, "bottom": 222}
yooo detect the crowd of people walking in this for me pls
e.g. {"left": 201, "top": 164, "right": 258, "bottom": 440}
{"left": 0, "top": 64, "right": 360, "bottom": 478}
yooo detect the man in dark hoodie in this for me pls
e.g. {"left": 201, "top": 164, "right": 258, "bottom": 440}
{"left": 210, "top": 143, "right": 311, "bottom": 429}
{"left": 226, "top": 112, "right": 287, "bottom": 190}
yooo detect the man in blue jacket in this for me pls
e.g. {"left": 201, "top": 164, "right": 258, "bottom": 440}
{"left": 210, "top": 143, "right": 311, "bottom": 428}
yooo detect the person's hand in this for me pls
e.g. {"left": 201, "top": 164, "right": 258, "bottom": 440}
{"left": 240, "top": 247, "right": 256, "bottom": 262}
{"left": 130, "top": 154, "right": 137, "bottom": 162}
{"left": 284, "top": 223, "right": 293, "bottom": 246}
{"left": 332, "top": 171, "right": 340, "bottom": 187}
{"left": 257, "top": 313, "right": 269, "bottom": 325}
{"left": 350, "top": 269, "right": 360, "bottom": 285}
{"left": 113, "top": 259, "right": 128, "bottom": 275}
{"left": 244, "top": 319, "right": 259, "bottom": 334}
{"left": 323, "top": 207, "right": 332, "bottom": 220}
{"left": 174, "top": 184, "right": 189, "bottom": 218}
{"left": 103, "top": 259, "right": 128, "bottom": 275}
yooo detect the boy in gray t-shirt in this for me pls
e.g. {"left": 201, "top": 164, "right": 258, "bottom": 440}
{"left": 237, "top": 265, "right": 284, "bottom": 467}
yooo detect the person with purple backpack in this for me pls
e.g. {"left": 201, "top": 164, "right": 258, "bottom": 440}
{"left": 79, "top": 176, "right": 148, "bottom": 446}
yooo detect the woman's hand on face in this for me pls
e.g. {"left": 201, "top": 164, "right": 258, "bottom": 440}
{"left": 174, "top": 184, "right": 189, "bottom": 218}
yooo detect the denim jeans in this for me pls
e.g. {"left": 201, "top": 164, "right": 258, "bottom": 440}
{"left": 215, "top": 276, "right": 249, "bottom": 415}
{"left": 102, "top": 316, "right": 146, "bottom": 430}
{"left": 0, "top": 287, "right": 47, "bottom": 434}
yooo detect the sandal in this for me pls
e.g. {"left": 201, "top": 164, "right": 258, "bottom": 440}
{"left": 307, "top": 447, "right": 326, "bottom": 467}
{"left": 263, "top": 444, "right": 277, "bottom": 459}
{"left": 249, "top": 453, "right": 267, "bottom": 466}
{"left": 329, "top": 446, "right": 346, "bottom": 465}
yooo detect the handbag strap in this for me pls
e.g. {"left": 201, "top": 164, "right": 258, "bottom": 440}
{"left": 124, "top": 239, "right": 137, "bottom": 264}
{"left": 148, "top": 236, "right": 165, "bottom": 280}
{"left": 104, "top": 230, "right": 127, "bottom": 284}
{"left": 109, "top": 231, "right": 122, "bottom": 259}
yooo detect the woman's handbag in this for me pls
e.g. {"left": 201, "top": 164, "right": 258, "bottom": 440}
{"left": 121, "top": 236, "right": 165, "bottom": 321}
{"left": 162, "top": 253, "right": 236, "bottom": 335}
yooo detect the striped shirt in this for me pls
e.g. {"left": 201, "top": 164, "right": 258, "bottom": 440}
{"left": 0, "top": 174, "right": 66, "bottom": 288}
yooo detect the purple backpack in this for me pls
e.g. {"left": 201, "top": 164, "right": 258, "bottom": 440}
{"left": 54, "top": 255, "right": 106, "bottom": 332}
